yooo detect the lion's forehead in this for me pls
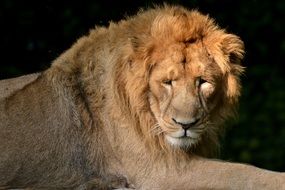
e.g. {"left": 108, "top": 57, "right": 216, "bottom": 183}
{"left": 152, "top": 42, "right": 218, "bottom": 80}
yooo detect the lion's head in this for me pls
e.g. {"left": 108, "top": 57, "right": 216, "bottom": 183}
{"left": 114, "top": 5, "right": 244, "bottom": 157}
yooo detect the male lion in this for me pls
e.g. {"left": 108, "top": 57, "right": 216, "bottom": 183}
{"left": 0, "top": 5, "right": 284, "bottom": 190}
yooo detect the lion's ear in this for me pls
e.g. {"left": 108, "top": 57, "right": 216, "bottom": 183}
{"left": 130, "top": 36, "right": 156, "bottom": 58}
{"left": 128, "top": 35, "right": 156, "bottom": 76}
{"left": 222, "top": 34, "right": 245, "bottom": 69}
{"left": 221, "top": 34, "right": 245, "bottom": 106}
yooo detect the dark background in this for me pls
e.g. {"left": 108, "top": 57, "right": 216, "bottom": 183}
{"left": 0, "top": 0, "right": 284, "bottom": 171}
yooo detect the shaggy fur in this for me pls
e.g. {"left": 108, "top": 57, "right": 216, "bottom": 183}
{"left": 0, "top": 5, "right": 284, "bottom": 190}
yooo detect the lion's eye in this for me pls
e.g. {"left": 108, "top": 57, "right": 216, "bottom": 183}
{"left": 162, "top": 80, "right": 172, "bottom": 86}
{"left": 196, "top": 77, "right": 207, "bottom": 87}
{"left": 200, "top": 78, "right": 207, "bottom": 85}
{"left": 184, "top": 38, "right": 197, "bottom": 44}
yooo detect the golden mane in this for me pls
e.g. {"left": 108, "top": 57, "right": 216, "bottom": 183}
{"left": 112, "top": 5, "right": 244, "bottom": 158}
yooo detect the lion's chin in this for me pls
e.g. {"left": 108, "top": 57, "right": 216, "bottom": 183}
{"left": 165, "top": 135, "right": 200, "bottom": 149}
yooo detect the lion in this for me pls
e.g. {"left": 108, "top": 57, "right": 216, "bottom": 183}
{"left": 0, "top": 5, "right": 284, "bottom": 190}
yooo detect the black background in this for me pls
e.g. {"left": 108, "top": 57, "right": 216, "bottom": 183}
{"left": 0, "top": 0, "right": 284, "bottom": 171}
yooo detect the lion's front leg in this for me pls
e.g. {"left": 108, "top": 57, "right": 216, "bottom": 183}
{"left": 132, "top": 156, "right": 285, "bottom": 190}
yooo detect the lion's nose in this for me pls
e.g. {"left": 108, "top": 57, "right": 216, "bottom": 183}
{"left": 172, "top": 118, "right": 200, "bottom": 130}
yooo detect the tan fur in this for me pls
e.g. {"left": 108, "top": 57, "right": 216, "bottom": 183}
{"left": 0, "top": 5, "right": 284, "bottom": 190}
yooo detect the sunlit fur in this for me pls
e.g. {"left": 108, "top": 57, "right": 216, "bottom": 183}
{"left": 0, "top": 5, "right": 244, "bottom": 188}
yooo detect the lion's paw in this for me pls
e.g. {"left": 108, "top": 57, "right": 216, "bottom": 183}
{"left": 78, "top": 174, "right": 134, "bottom": 190}
{"left": 105, "top": 174, "right": 135, "bottom": 189}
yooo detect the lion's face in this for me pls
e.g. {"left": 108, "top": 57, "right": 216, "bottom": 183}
{"left": 148, "top": 41, "right": 224, "bottom": 148}
{"left": 118, "top": 8, "right": 244, "bottom": 153}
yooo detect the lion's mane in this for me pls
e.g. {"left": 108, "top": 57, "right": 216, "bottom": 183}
{"left": 108, "top": 5, "right": 244, "bottom": 157}
{"left": 51, "top": 5, "right": 244, "bottom": 158}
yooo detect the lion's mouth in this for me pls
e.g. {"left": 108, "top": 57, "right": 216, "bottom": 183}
{"left": 169, "top": 129, "right": 201, "bottom": 139}
{"left": 164, "top": 126, "right": 203, "bottom": 147}
{"left": 155, "top": 117, "right": 206, "bottom": 148}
